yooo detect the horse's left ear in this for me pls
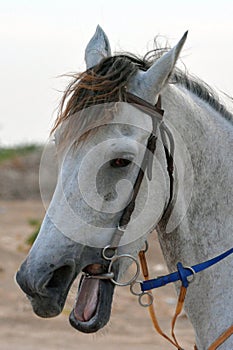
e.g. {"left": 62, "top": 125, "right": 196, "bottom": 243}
{"left": 145, "top": 31, "right": 188, "bottom": 97}
{"left": 128, "top": 31, "right": 188, "bottom": 102}
{"left": 85, "top": 25, "right": 111, "bottom": 69}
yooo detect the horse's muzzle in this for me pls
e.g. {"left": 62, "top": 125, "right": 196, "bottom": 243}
{"left": 16, "top": 259, "right": 77, "bottom": 317}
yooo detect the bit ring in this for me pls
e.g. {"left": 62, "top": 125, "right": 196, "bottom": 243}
{"left": 108, "top": 254, "right": 140, "bottom": 286}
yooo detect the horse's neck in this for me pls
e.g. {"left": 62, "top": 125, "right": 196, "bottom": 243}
{"left": 157, "top": 84, "right": 233, "bottom": 350}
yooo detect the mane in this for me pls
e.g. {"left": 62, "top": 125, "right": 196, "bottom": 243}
{"left": 173, "top": 69, "right": 233, "bottom": 124}
{"left": 53, "top": 49, "right": 233, "bottom": 148}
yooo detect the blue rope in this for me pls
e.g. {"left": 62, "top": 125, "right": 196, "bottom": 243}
{"left": 141, "top": 247, "right": 233, "bottom": 292}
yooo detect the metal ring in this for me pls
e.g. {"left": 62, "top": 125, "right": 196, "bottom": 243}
{"left": 108, "top": 254, "right": 140, "bottom": 286}
{"left": 138, "top": 292, "right": 154, "bottom": 307}
{"left": 117, "top": 224, "right": 126, "bottom": 232}
{"left": 130, "top": 280, "right": 143, "bottom": 296}
{"left": 183, "top": 266, "right": 196, "bottom": 284}
{"left": 142, "top": 240, "right": 149, "bottom": 253}
{"left": 102, "top": 245, "right": 116, "bottom": 261}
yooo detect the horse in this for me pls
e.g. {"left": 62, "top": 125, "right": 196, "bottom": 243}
{"left": 16, "top": 26, "right": 233, "bottom": 349}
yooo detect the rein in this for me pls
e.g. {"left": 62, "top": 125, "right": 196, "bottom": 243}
{"left": 84, "top": 93, "right": 233, "bottom": 350}
{"left": 139, "top": 243, "right": 233, "bottom": 350}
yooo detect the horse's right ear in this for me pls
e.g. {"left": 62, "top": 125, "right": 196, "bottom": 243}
{"left": 85, "top": 25, "right": 111, "bottom": 69}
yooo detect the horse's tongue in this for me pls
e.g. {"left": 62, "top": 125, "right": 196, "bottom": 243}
{"left": 74, "top": 277, "right": 99, "bottom": 322}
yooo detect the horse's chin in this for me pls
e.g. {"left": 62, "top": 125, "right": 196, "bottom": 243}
{"left": 69, "top": 276, "right": 115, "bottom": 333}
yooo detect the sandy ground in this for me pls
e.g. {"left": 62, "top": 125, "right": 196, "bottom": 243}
{"left": 0, "top": 200, "right": 195, "bottom": 350}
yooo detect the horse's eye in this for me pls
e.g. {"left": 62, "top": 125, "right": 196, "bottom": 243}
{"left": 110, "top": 158, "right": 131, "bottom": 168}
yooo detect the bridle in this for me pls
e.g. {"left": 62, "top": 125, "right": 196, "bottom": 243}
{"left": 83, "top": 92, "right": 233, "bottom": 350}
{"left": 102, "top": 91, "right": 174, "bottom": 252}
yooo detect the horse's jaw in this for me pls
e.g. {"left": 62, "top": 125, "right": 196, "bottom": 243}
{"left": 17, "top": 261, "right": 116, "bottom": 334}
{"left": 17, "top": 259, "right": 116, "bottom": 333}
{"left": 17, "top": 267, "right": 115, "bottom": 334}
{"left": 16, "top": 222, "right": 118, "bottom": 333}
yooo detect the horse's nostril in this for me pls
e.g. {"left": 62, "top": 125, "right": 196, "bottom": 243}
{"left": 46, "top": 265, "right": 74, "bottom": 289}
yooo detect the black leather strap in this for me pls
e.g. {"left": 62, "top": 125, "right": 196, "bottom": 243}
{"left": 109, "top": 92, "right": 174, "bottom": 249}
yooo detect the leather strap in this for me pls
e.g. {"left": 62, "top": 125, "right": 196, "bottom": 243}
{"left": 140, "top": 245, "right": 233, "bottom": 350}
{"left": 108, "top": 93, "right": 165, "bottom": 249}
{"left": 171, "top": 286, "right": 187, "bottom": 348}
{"left": 125, "top": 92, "right": 164, "bottom": 119}
{"left": 139, "top": 249, "right": 182, "bottom": 349}
{"left": 139, "top": 248, "right": 186, "bottom": 350}
{"left": 208, "top": 325, "right": 233, "bottom": 350}
{"left": 160, "top": 121, "right": 175, "bottom": 216}
{"left": 194, "top": 325, "right": 233, "bottom": 350}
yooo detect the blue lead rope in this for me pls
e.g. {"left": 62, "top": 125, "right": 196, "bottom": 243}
{"left": 141, "top": 247, "right": 233, "bottom": 292}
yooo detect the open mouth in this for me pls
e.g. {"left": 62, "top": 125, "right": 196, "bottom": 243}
{"left": 69, "top": 264, "right": 115, "bottom": 333}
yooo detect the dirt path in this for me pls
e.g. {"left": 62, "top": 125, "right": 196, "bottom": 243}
{"left": 0, "top": 200, "right": 195, "bottom": 350}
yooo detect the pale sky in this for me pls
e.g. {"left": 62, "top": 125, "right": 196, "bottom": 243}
{"left": 1, "top": 0, "right": 233, "bottom": 145}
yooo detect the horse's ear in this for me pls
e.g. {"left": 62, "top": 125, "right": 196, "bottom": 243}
{"left": 85, "top": 25, "right": 111, "bottom": 69}
{"left": 144, "top": 31, "right": 188, "bottom": 97}
{"left": 128, "top": 32, "right": 188, "bottom": 102}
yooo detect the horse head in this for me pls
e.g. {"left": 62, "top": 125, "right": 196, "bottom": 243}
{"left": 16, "top": 26, "right": 187, "bottom": 333}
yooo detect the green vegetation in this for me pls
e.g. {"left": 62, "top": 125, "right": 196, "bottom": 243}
{"left": 0, "top": 144, "right": 41, "bottom": 163}
{"left": 26, "top": 219, "right": 41, "bottom": 246}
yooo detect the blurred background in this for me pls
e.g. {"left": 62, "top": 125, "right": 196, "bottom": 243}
{"left": 0, "top": 0, "right": 232, "bottom": 349}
